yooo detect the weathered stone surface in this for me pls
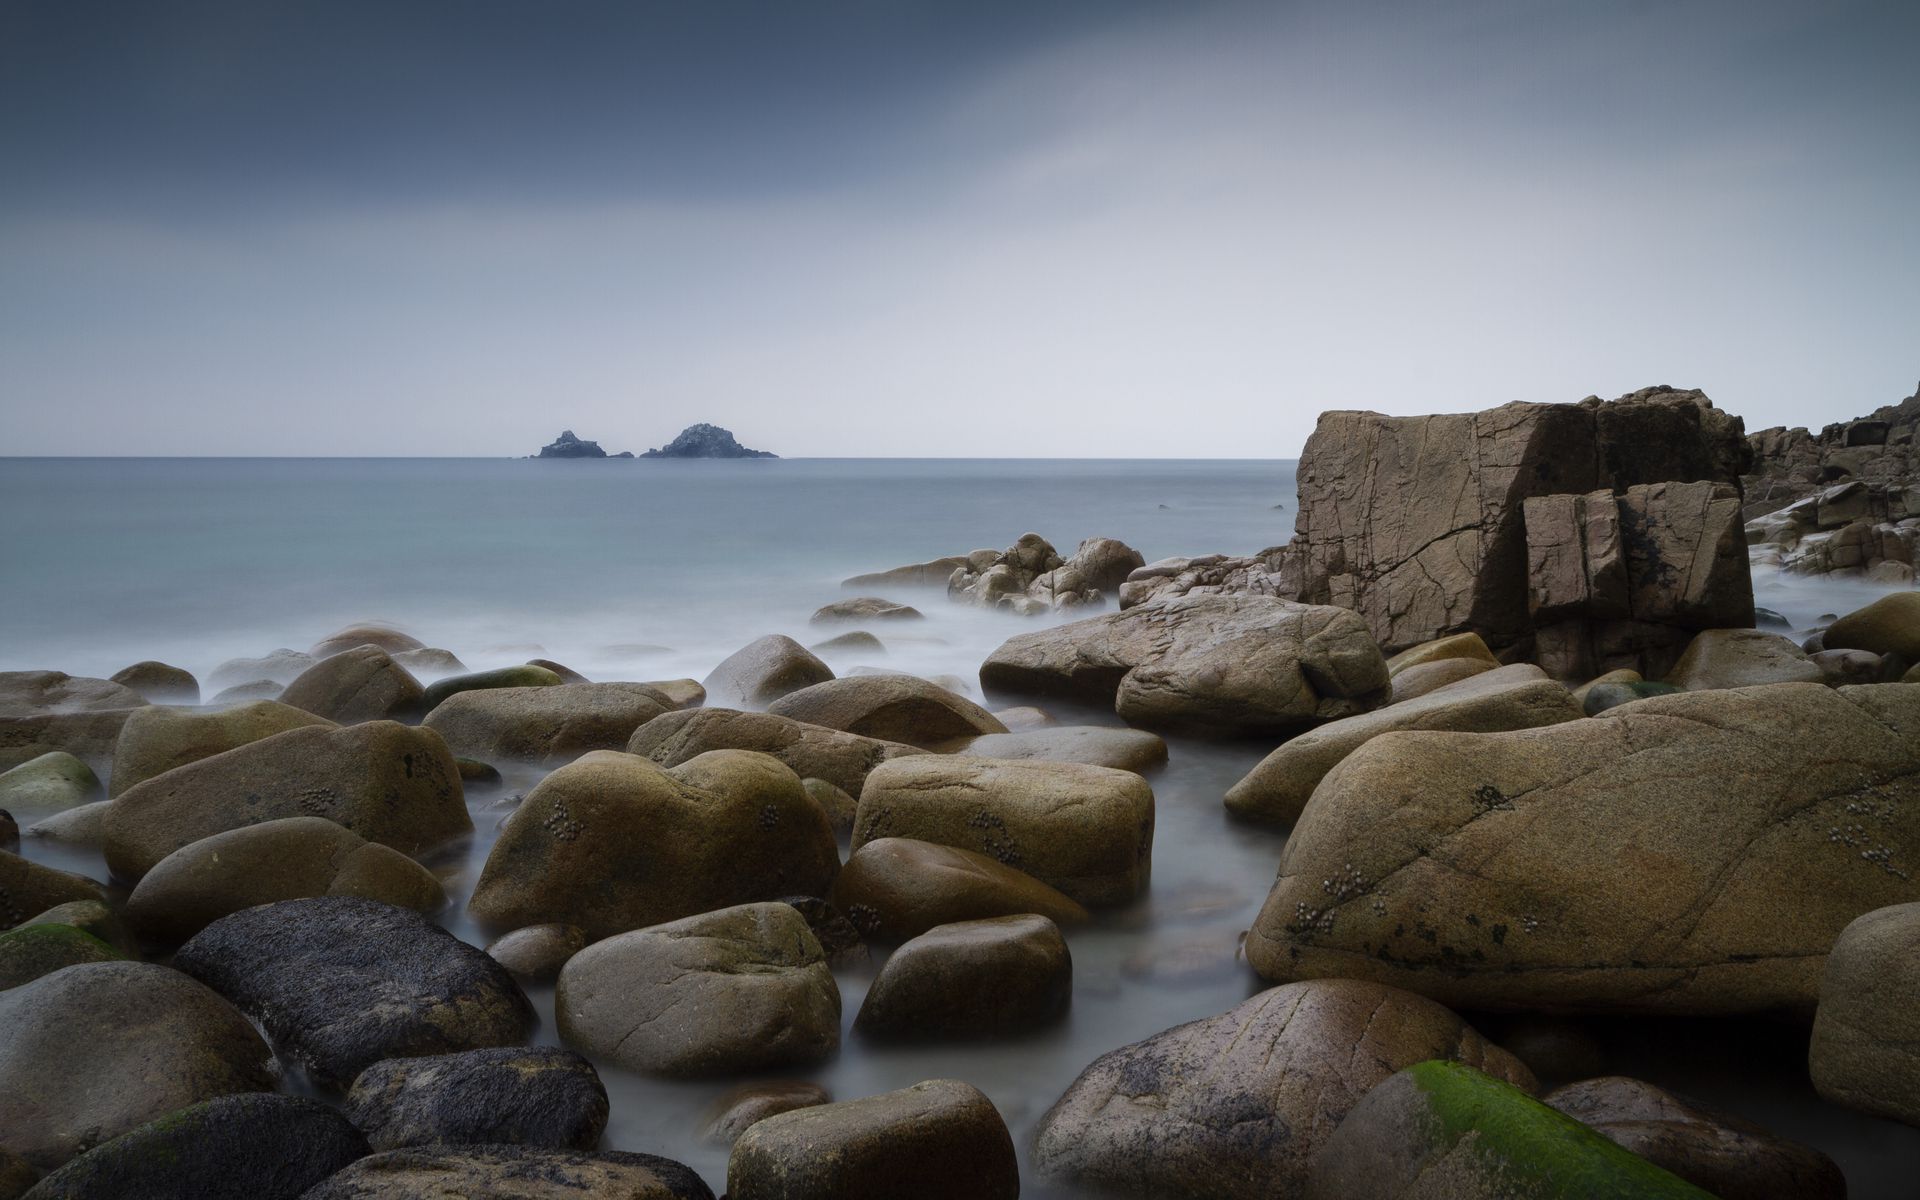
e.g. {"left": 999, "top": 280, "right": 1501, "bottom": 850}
{"left": 302, "top": 1145, "right": 714, "bottom": 1199}
{"left": 1663, "top": 627, "right": 1824, "bottom": 690}
{"left": 1249, "top": 683, "right": 1920, "bottom": 1015}
{"left": 346, "top": 1046, "right": 608, "bottom": 1151}
{"left": 1225, "top": 665, "right": 1581, "bottom": 825}
{"left": 831, "top": 836, "right": 1088, "bottom": 941}
{"left": 980, "top": 594, "right": 1389, "bottom": 736}
{"left": 1744, "top": 382, "right": 1920, "bottom": 519}
{"left": 15, "top": 899, "right": 130, "bottom": 953}
{"left": 557, "top": 902, "right": 839, "bottom": 1076}
{"left": 0, "top": 671, "right": 147, "bottom": 716}
{"left": 1388, "top": 657, "right": 1494, "bottom": 703}
{"left": 948, "top": 533, "right": 1146, "bottom": 613}
{"left": 702, "top": 1081, "right": 832, "bottom": 1146}
{"left": 627, "top": 707, "right": 923, "bottom": 797}
{"left": 423, "top": 683, "right": 674, "bottom": 763}
{"left": 642, "top": 678, "right": 706, "bottom": 709}
{"left": 108, "top": 661, "right": 199, "bottom": 705}
{"left": 855, "top": 756, "right": 1153, "bottom": 905}
{"left": 809, "top": 630, "right": 885, "bottom": 657}
{"left": 175, "top": 897, "right": 533, "bottom": 1089}
{"left": 311, "top": 623, "right": 425, "bottom": 659}
{"left": 210, "top": 679, "right": 285, "bottom": 704}
{"left": 527, "top": 657, "right": 590, "bottom": 683}
{"left": 1826, "top": 590, "right": 1920, "bottom": 660}
{"left": 703, "top": 635, "right": 834, "bottom": 707}
{"left": 0, "top": 961, "right": 275, "bottom": 1171}
{"left": 393, "top": 648, "right": 467, "bottom": 679}
{"left": 1545, "top": 1075, "right": 1845, "bottom": 1200}
{"left": 1306, "top": 1061, "right": 1712, "bottom": 1200}
{"left": 278, "top": 646, "right": 426, "bottom": 724}
{"left": 1810, "top": 901, "right": 1920, "bottom": 1127}
{"left": 856, "top": 914, "right": 1070, "bottom": 1039}
{"left": 208, "top": 649, "right": 314, "bottom": 690}
{"left": 420, "top": 665, "right": 563, "bottom": 713}
{"left": 935, "top": 725, "right": 1168, "bottom": 773}
{"left": 0, "top": 923, "right": 122, "bottom": 990}
{"left": 767, "top": 676, "right": 1005, "bottom": 750}
{"left": 0, "top": 753, "right": 100, "bottom": 810}
{"left": 19, "top": 1093, "right": 368, "bottom": 1200}
{"left": 728, "top": 1079, "right": 1017, "bottom": 1200}
{"left": 992, "top": 704, "right": 1057, "bottom": 731}
{"left": 1031, "top": 979, "right": 1533, "bottom": 1200}
{"left": 469, "top": 750, "right": 839, "bottom": 942}
{"left": 104, "top": 721, "right": 468, "bottom": 881}
{"left": 21, "top": 802, "right": 108, "bottom": 847}
{"left": 1810, "top": 647, "right": 1886, "bottom": 686}
{"left": 810, "top": 597, "right": 922, "bottom": 625}
{"left": 126, "top": 816, "right": 444, "bottom": 942}
{"left": 1385, "top": 633, "right": 1501, "bottom": 676}
{"left": 801, "top": 777, "right": 856, "bottom": 837}
{"left": 0, "top": 672, "right": 150, "bottom": 772}
{"left": 108, "top": 700, "right": 332, "bottom": 798}
{"left": 1582, "top": 679, "right": 1681, "bottom": 715}
{"left": 485, "top": 923, "right": 586, "bottom": 981}
{"left": 328, "top": 842, "right": 447, "bottom": 912}
{"left": 0, "top": 850, "right": 103, "bottom": 927}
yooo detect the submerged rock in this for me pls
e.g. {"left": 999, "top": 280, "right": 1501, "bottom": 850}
{"left": 278, "top": 646, "right": 427, "bottom": 724}
{"left": 421, "top": 664, "right": 564, "bottom": 712}
{"left": 107, "top": 660, "right": 199, "bottom": 705}
{"left": 107, "top": 700, "right": 331, "bottom": 798}
{"left": 855, "top": 914, "right": 1071, "bottom": 1039}
{"left": 485, "top": 923, "right": 586, "bottom": 982}
{"left": 0, "top": 752, "right": 101, "bottom": 810}
{"left": 207, "top": 649, "right": 314, "bottom": 690}
{"left": 345, "top": 1046, "right": 609, "bottom": 1151}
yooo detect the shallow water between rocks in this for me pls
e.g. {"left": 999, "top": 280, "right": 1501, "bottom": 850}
{"left": 5, "top": 456, "right": 1918, "bottom": 1196}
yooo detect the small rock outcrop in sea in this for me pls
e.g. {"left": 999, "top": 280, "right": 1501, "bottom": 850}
{"left": 845, "top": 533, "right": 1146, "bottom": 614}
{"left": 536, "top": 430, "right": 613, "bottom": 458}
{"left": 1745, "top": 478, "right": 1920, "bottom": 583}
{"left": 640, "top": 422, "right": 777, "bottom": 458}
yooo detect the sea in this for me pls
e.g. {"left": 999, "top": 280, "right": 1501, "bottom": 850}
{"left": 2, "top": 455, "right": 1915, "bottom": 1196}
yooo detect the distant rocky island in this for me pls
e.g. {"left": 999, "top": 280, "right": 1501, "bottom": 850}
{"left": 641, "top": 423, "right": 776, "bottom": 459}
{"left": 534, "top": 430, "right": 631, "bottom": 458}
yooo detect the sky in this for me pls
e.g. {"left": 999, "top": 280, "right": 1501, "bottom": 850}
{"left": 2, "top": 0, "right": 1917, "bottom": 457}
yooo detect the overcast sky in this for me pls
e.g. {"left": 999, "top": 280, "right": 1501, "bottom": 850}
{"left": 3, "top": 0, "right": 1916, "bottom": 457}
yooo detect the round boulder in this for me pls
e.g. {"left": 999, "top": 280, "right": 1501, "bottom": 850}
{"left": 831, "top": 836, "right": 1089, "bottom": 941}
{"left": 345, "top": 1046, "right": 609, "bottom": 1151}
{"left": 703, "top": 635, "right": 834, "bottom": 707}
{"left": 485, "top": 923, "right": 586, "bottom": 982}
{"left": 939, "top": 725, "right": 1168, "bottom": 773}
{"left": 0, "top": 753, "right": 101, "bottom": 811}
{"left": 767, "top": 675, "right": 1006, "bottom": 750}
{"left": 0, "top": 850, "right": 104, "bottom": 927}
{"left": 108, "top": 661, "right": 200, "bottom": 705}
{"left": 856, "top": 914, "right": 1070, "bottom": 1039}
{"left": 278, "top": 646, "right": 426, "bottom": 724}
{"left": 310, "top": 623, "right": 425, "bottom": 659}
{"left": 1663, "top": 628, "right": 1823, "bottom": 690}
{"left": 0, "top": 923, "right": 122, "bottom": 991}
{"left": 108, "top": 700, "right": 332, "bottom": 799}
{"left": 300, "top": 1145, "right": 714, "bottom": 1200}
{"left": 423, "top": 683, "right": 675, "bottom": 763}
{"left": 702, "top": 1081, "right": 832, "bottom": 1146}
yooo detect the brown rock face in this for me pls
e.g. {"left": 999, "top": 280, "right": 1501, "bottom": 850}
{"left": 1030, "top": 978, "right": 1534, "bottom": 1200}
{"left": 1810, "top": 901, "right": 1920, "bottom": 1127}
{"left": 1249, "top": 682, "right": 1920, "bottom": 1016}
{"left": 830, "top": 837, "right": 1088, "bottom": 941}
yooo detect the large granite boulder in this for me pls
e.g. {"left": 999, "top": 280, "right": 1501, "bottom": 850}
{"left": 1305, "top": 1061, "right": 1713, "bottom": 1199}
{"left": 0, "top": 922, "right": 122, "bottom": 990}
{"left": 855, "top": 914, "right": 1071, "bottom": 1039}
{"left": 1248, "top": 683, "right": 1920, "bottom": 1015}
{"left": 107, "top": 700, "right": 331, "bottom": 798}
{"left": 702, "top": 635, "right": 834, "bottom": 707}
{"left": 302, "top": 1145, "right": 714, "bottom": 1199}
{"left": 854, "top": 756, "right": 1153, "bottom": 905}
{"left": 1809, "top": 901, "right": 1920, "bottom": 1126}
{"left": 0, "top": 672, "right": 149, "bottom": 772}
{"left": 831, "top": 836, "right": 1089, "bottom": 940}
{"left": 18, "top": 1093, "right": 368, "bottom": 1200}
{"left": 1031, "top": 979, "right": 1533, "bottom": 1200}
{"left": 345, "top": 1046, "right": 608, "bottom": 1151}
{"left": 556, "top": 902, "right": 839, "bottom": 1076}
{"left": 980, "top": 593, "right": 1389, "bottom": 736}
{"left": 1825, "top": 590, "right": 1920, "bottom": 661}
{"left": 103, "top": 721, "right": 469, "bottom": 881}
{"left": 767, "top": 675, "right": 1006, "bottom": 749}
{"left": 468, "top": 749, "right": 839, "bottom": 941}
{"left": 174, "top": 897, "right": 533, "bottom": 1089}
{"left": 422, "top": 683, "right": 676, "bottom": 763}
{"left": 701, "top": 1081, "right": 833, "bottom": 1146}
{"left": 626, "top": 707, "right": 923, "bottom": 796}
{"left": 727, "top": 1079, "right": 1017, "bottom": 1200}
{"left": 1225, "top": 664, "right": 1582, "bottom": 824}
{"left": 107, "top": 660, "right": 200, "bottom": 705}
{"left": 207, "top": 649, "right": 315, "bottom": 690}
{"left": 0, "top": 961, "right": 275, "bottom": 1171}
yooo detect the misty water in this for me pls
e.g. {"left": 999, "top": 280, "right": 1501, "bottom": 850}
{"left": 4, "top": 456, "right": 1917, "bottom": 1196}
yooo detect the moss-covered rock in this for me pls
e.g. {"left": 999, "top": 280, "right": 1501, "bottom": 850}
{"left": 345, "top": 1046, "right": 608, "bottom": 1151}
{"left": 107, "top": 660, "right": 200, "bottom": 705}
{"left": 0, "top": 923, "right": 122, "bottom": 990}
{"left": 767, "top": 675, "right": 1005, "bottom": 750}
{"left": 16, "top": 899, "right": 130, "bottom": 954}
{"left": 0, "top": 753, "right": 101, "bottom": 811}
{"left": 278, "top": 646, "right": 426, "bottom": 725}
{"left": 1825, "top": 590, "right": 1920, "bottom": 661}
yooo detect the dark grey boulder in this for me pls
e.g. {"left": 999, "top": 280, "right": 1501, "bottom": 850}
{"left": 301, "top": 1144, "right": 714, "bottom": 1198}
{"left": 345, "top": 1047, "right": 608, "bottom": 1151}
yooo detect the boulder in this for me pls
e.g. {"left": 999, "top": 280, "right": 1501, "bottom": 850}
{"left": 809, "top": 630, "right": 885, "bottom": 656}
{"left": 0, "top": 923, "right": 122, "bottom": 990}
{"left": 629, "top": 706, "right": 921, "bottom": 798}
{"left": 485, "top": 923, "right": 586, "bottom": 981}
{"left": 107, "top": 700, "right": 331, "bottom": 798}
{"left": 1569, "top": 667, "right": 1643, "bottom": 706}
{"left": 800, "top": 777, "right": 856, "bottom": 837}
{"left": 1582, "top": 679, "right": 1681, "bottom": 715}
{"left": 422, "top": 683, "right": 674, "bottom": 763}
{"left": 991, "top": 705, "right": 1056, "bottom": 731}
{"left": 855, "top": 756, "right": 1153, "bottom": 905}
{"left": 104, "top": 721, "right": 469, "bottom": 881}
{"left": 300, "top": 1145, "right": 714, "bottom": 1199}
{"left": 17, "top": 899, "right": 130, "bottom": 953}
{"left": 856, "top": 914, "right": 1070, "bottom": 1039}
{"left": 1305, "top": 1061, "right": 1713, "bottom": 1199}
{"left": 174, "top": 896, "right": 533, "bottom": 1089}
{"left": 207, "top": 650, "right": 314, "bottom": 690}
{"left": 1388, "top": 657, "right": 1494, "bottom": 703}
{"left": 727, "top": 1079, "right": 1017, "bottom": 1200}
{"left": 1385, "top": 633, "right": 1501, "bottom": 676}
{"left": 18, "top": 1093, "right": 368, "bottom": 1200}
{"left": 126, "top": 816, "right": 446, "bottom": 942}
{"left": 393, "top": 647, "right": 467, "bottom": 678}
{"left": 468, "top": 750, "right": 838, "bottom": 941}
{"left": 420, "top": 665, "right": 563, "bottom": 712}
{"left": 935, "top": 726, "right": 1168, "bottom": 773}
{"left": 1811, "top": 647, "right": 1885, "bottom": 685}
{"left": 0, "top": 850, "right": 103, "bottom": 927}
{"left": 278, "top": 646, "right": 426, "bottom": 724}
{"left": 1225, "top": 665, "right": 1582, "bottom": 825}
{"left": 702, "top": 1081, "right": 832, "bottom": 1146}
{"left": 1809, "top": 901, "right": 1920, "bottom": 1126}
{"left": 21, "top": 802, "right": 108, "bottom": 847}
{"left": 346, "top": 1046, "right": 608, "bottom": 1151}
{"left": 556, "top": 902, "right": 839, "bottom": 1076}
{"left": 210, "top": 679, "right": 285, "bottom": 703}
{"left": 702, "top": 635, "right": 834, "bottom": 707}
{"left": 0, "top": 753, "right": 100, "bottom": 810}
{"left": 107, "top": 661, "right": 199, "bottom": 705}
{"left": 810, "top": 598, "right": 922, "bottom": 625}
{"left": 1545, "top": 1076, "right": 1845, "bottom": 1200}
{"left": 1663, "top": 627, "right": 1824, "bottom": 690}
{"left": 0, "top": 672, "right": 149, "bottom": 772}
{"left": 979, "top": 594, "right": 1389, "bottom": 737}
{"left": 0, "top": 810, "right": 13, "bottom": 852}
{"left": 1247, "top": 683, "right": 1920, "bottom": 1015}
{"left": 1031, "top": 979, "right": 1534, "bottom": 1200}
{"left": 1825, "top": 590, "right": 1920, "bottom": 660}
{"left": 310, "top": 623, "right": 425, "bottom": 659}
{"left": 831, "top": 837, "right": 1088, "bottom": 940}
{"left": 767, "top": 676, "right": 1005, "bottom": 749}
{"left": 0, "top": 961, "right": 275, "bottom": 1171}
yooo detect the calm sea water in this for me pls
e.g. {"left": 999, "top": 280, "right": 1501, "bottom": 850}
{"left": 2, "top": 456, "right": 1915, "bottom": 1196}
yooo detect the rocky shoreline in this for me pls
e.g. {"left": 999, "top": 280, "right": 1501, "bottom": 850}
{"left": 3, "top": 386, "right": 1920, "bottom": 1198}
